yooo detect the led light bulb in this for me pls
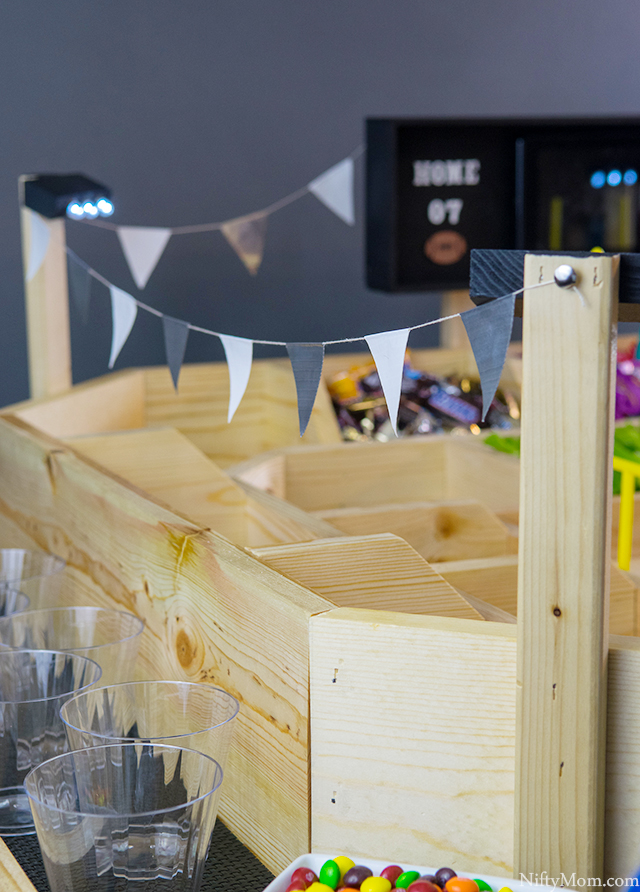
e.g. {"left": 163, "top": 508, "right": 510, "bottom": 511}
{"left": 590, "top": 170, "right": 606, "bottom": 189}
{"left": 607, "top": 169, "right": 622, "bottom": 187}
{"left": 96, "top": 197, "right": 114, "bottom": 216}
{"left": 66, "top": 201, "right": 85, "bottom": 219}
{"left": 82, "top": 201, "right": 98, "bottom": 218}
{"left": 624, "top": 169, "right": 638, "bottom": 186}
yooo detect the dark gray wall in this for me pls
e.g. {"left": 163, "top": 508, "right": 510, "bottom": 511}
{"left": 1, "top": 1, "right": 639, "bottom": 406}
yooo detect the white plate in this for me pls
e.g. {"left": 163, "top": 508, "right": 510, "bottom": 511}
{"left": 262, "top": 854, "right": 549, "bottom": 892}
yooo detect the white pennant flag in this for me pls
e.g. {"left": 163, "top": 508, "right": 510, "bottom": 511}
{"left": 25, "top": 210, "right": 51, "bottom": 281}
{"left": 308, "top": 157, "right": 355, "bottom": 225}
{"left": 116, "top": 226, "right": 172, "bottom": 289}
{"left": 108, "top": 286, "right": 138, "bottom": 369}
{"left": 219, "top": 334, "right": 253, "bottom": 422}
{"left": 364, "top": 328, "right": 410, "bottom": 437}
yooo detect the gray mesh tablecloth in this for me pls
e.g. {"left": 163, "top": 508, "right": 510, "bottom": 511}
{"left": 5, "top": 820, "right": 276, "bottom": 891}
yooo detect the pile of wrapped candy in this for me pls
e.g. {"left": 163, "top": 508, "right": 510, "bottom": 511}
{"left": 616, "top": 341, "right": 640, "bottom": 419}
{"left": 327, "top": 353, "right": 520, "bottom": 442}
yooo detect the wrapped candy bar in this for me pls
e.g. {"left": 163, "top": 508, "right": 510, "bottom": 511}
{"left": 327, "top": 352, "right": 519, "bottom": 442}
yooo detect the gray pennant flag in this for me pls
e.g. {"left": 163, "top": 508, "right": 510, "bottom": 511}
{"left": 461, "top": 293, "right": 515, "bottom": 420}
{"left": 162, "top": 315, "right": 190, "bottom": 391}
{"left": 67, "top": 255, "right": 92, "bottom": 324}
{"left": 286, "top": 343, "right": 325, "bottom": 437}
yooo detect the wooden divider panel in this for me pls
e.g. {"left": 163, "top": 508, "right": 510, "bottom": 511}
{"left": 316, "top": 500, "right": 513, "bottom": 562}
{"left": 281, "top": 439, "right": 450, "bottom": 511}
{"left": 251, "top": 534, "right": 484, "bottom": 620}
{"left": 67, "top": 427, "right": 249, "bottom": 544}
{"left": 143, "top": 361, "right": 341, "bottom": 468}
{"left": 433, "top": 556, "right": 639, "bottom": 638}
{"left": 5, "top": 369, "right": 146, "bottom": 438}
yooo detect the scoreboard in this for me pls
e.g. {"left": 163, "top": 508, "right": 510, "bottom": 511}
{"left": 366, "top": 117, "right": 640, "bottom": 291}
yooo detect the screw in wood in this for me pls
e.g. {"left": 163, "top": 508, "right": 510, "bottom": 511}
{"left": 554, "top": 264, "right": 577, "bottom": 288}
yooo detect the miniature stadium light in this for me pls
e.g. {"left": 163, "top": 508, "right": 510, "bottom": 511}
{"left": 23, "top": 174, "right": 112, "bottom": 219}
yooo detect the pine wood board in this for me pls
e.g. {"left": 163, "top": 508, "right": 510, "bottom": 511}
{"left": 20, "top": 208, "right": 71, "bottom": 399}
{"left": 66, "top": 427, "right": 249, "bottom": 545}
{"left": 309, "top": 609, "right": 640, "bottom": 881}
{"left": 309, "top": 608, "right": 518, "bottom": 875}
{"left": 515, "top": 253, "right": 618, "bottom": 880}
{"left": 233, "top": 438, "right": 451, "bottom": 511}
{"left": 0, "top": 839, "right": 35, "bottom": 891}
{"left": 231, "top": 437, "right": 521, "bottom": 515}
{"left": 250, "top": 534, "right": 484, "bottom": 620}
{"left": 236, "top": 478, "right": 344, "bottom": 546}
{"left": 4, "top": 369, "right": 146, "bottom": 439}
{"left": 68, "top": 427, "right": 342, "bottom": 549}
{"left": 142, "top": 361, "right": 341, "bottom": 468}
{"left": 315, "top": 500, "right": 514, "bottom": 562}
{"left": 0, "top": 413, "right": 336, "bottom": 874}
{"left": 433, "top": 555, "right": 639, "bottom": 638}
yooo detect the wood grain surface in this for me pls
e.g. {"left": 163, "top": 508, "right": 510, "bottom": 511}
{"left": 0, "top": 413, "right": 336, "bottom": 874}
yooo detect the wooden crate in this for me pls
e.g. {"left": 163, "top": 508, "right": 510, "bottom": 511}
{"left": 1, "top": 411, "right": 640, "bottom": 885}
{"left": 2, "top": 333, "right": 640, "bottom": 888}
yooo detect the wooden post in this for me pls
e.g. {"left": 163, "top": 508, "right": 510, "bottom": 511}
{"left": 515, "top": 253, "right": 618, "bottom": 882}
{"left": 440, "top": 290, "right": 476, "bottom": 348}
{"left": 19, "top": 177, "right": 72, "bottom": 399}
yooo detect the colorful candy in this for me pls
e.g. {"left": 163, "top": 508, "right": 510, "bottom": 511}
{"left": 334, "top": 858, "right": 356, "bottom": 881}
{"left": 319, "top": 861, "right": 342, "bottom": 890}
{"left": 360, "top": 878, "right": 392, "bottom": 892}
{"left": 396, "top": 871, "right": 421, "bottom": 888}
{"left": 289, "top": 861, "right": 494, "bottom": 892}
{"left": 380, "top": 866, "right": 403, "bottom": 885}
{"left": 292, "top": 868, "right": 319, "bottom": 887}
{"left": 436, "top": 868, "right": 457, "bottom": 889}
{"left": 407, "top": 882, "right": 440, "bottom": 892}
{"left": 445, "top": 880, "right": 478, "bottom": 892}
{"left": 343, "top": 867, "right": 373, "bottom": 888}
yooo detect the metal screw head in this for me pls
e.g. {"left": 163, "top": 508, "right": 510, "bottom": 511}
{"left": 554, "top": 264, "right": 577, "bottom": 288}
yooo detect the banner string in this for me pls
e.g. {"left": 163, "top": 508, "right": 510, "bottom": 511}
{"left": 66, "top": 247, "right": 575, "bottom": 347}
{"left": 74, "top": 144, "right": 366, "bottom": 235}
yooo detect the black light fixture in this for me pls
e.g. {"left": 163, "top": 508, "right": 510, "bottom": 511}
{"left": 23, "top": 173, "right": 114, "bottom": 220}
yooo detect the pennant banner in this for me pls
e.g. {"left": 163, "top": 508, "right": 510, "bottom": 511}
{"left": 221, "top": 215, "right": 267, "bottom": 275}
{"left": 116, "top": 226, "right": 172, "bottom": 290}
{"left": 364, "top": 328, "right": 410, "bottom": 436}
{"left": 25, "top": 210, "right": 51, "bottom": 282}
{"left": 67, "top": 255, "right": 92, "bottom": 324}
{"left": 308, "top": 157, "right": 355, "bottom": 226}
{"left": 462, "top": 293, "right": 516, "bottom": 420}
{"left": 108, "top": 286, "right": 138, "bottom": 369}
{"left": 162, "top": 315, "right": 190, "bottom": 391}
{"left": 286, "top": 343, "right": 325, "bottom": 437}
{"left": 219, "top": 334, "right": 253, "bottom": 422}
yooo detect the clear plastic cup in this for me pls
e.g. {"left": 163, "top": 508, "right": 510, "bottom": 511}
{"left": 0, "top": 549, "right": 65, "bottom": 610}
{"left": 25, "top": 743, "right": 223, "bottom": 891}
{"left": 0, "top": 606, "right": 144, "bottom": 685}
{"left": 0, "top": 589, "right": 29, "bottom": 617}
{"left": 62, "top": 681, "right": 239, "bottom": 772}
{"left": 0, "top": 649, "right": 101, "bottom": 835}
